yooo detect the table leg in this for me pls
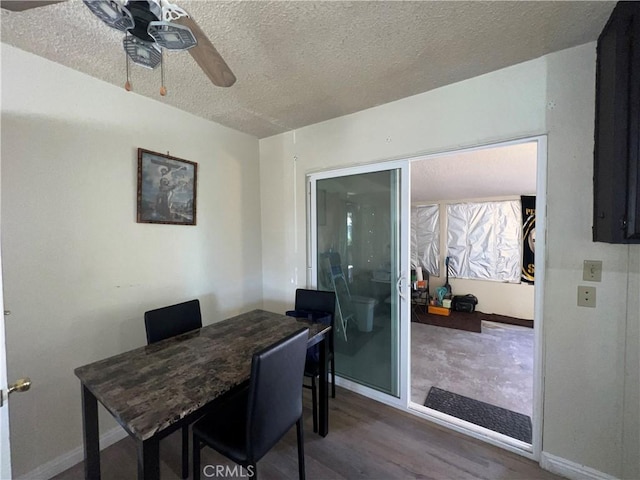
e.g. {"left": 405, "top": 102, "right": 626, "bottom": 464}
{"left": 138, "top": 437, "right": 160, "bottom": 480}
{"left": 81, "top": 384, "right": 100, "bottom": 480}
{"left": 318, "top": 336, "right": 329, "bottom": 437}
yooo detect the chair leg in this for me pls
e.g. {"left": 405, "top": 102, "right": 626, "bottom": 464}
{"left": 311, "top": 376, "right": 318, "bottom": 434}
{"left": 296, "top": 418, "right": 306, "bottom": 480}
{"left": 181, "top": 425, "right": 189, "bottom": 479}
{"left": 330, "top": 356, "right": 336, "bottom": 398}
{"left": 193, "top": 433, "right": 201, "bottom": 480}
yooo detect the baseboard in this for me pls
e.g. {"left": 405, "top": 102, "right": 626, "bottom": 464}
{"left": 16, "top": 426, "right": 127, "bottom": 480}
{"left": 540, "top": 452, "right": 619, "bottom": 480}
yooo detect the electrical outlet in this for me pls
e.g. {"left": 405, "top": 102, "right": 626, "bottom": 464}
{"left": 583, "top": 260, "right": 602, "bottom": 282}
{"left": 577, "top": 286, "right": 596, "bottom": 308}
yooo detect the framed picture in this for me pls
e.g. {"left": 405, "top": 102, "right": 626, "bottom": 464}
{"left": 137, "top": 148, "right": 197, "bottom": 225}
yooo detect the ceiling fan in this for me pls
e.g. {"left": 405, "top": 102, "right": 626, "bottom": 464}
{"left": 1, "top": 0, "right": 236, "bottom": 88}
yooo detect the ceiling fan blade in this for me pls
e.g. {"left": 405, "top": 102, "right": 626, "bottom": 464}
{"left": 174, "top": 16, "right": 236, "bottom": 88}
{"left": 1, "top": 0, "right": 65, "bottom": 11}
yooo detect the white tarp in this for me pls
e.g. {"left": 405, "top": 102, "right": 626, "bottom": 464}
{"left": 411, "top": 205, "right": 440, "bottom": 276}
{"left": 447, "top": 200, "right": 521, "bottom": 282}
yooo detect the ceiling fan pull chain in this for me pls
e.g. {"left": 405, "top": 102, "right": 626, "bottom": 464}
{"left": 160, "top": 51, "right": 167, "bottom": 96}
{"left": 124, "top": 35, "right": 132, "bottom": 92}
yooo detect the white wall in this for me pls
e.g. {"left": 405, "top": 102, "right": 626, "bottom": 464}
{"left": 542, "top": 43, "right": 639, "bottom": 479}
{"left": 446, "top": 278, "right": 534, "bottom": 320}
{"left": 260, "top": 44, "right": 640, "bottom": 478}
{"left": 0, "top": 44, "right": 262, "bottom": 477}
{"left": 625, "top": 247, "right": 640, "bottom": 479}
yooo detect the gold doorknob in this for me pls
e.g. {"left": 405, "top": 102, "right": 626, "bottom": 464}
{"left": 8, "top": 378, "right": 31, "bottom": 395}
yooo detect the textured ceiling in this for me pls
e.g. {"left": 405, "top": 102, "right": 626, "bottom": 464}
{"left": 411, "top": 142, "right": 537, "bottom": 203}
{"left": 1, "top": 1, "right": 615, "bottom": 139}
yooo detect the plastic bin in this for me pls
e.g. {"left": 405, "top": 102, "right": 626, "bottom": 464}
{"left": 351, "top": 295, "right": 377, "bottom": 332}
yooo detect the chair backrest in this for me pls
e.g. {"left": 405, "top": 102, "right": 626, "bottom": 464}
{"left": 294, "top": 289, "right": 336, "bottom": 325}
{"left": 246, "top": 328, "right": 309, "bottom": 462}
{"left": 144, "top": 299, "right": 202, "bottom": 345}
{"left": 294, "top": 288, "right": 336, "bottom": 353}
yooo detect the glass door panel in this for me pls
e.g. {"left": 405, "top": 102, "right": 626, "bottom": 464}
{"left": 315, "top": 169, "right": 400, "bottom": 396}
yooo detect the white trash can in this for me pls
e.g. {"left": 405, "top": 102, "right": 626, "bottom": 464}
{"left": 351, "top": 295, "right": 377, "bottom": 332}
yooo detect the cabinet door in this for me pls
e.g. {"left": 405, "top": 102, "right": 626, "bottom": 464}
{"left": 593, "top": 2, "right": 640, "bottom": 243}
{"left": 626, "top": 8, "right": 640, "bottom": 239}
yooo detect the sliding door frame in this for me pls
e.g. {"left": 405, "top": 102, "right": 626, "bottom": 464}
{"left": 307, "top": 134, "right": 545, "bottom": 462}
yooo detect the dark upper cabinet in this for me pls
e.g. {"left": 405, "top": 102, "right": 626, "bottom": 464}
{"left": 593, "top": 1, "right": 640, "bottom": 243}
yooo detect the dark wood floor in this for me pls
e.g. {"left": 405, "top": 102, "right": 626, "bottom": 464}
{"left": 54, "top": 387, "right": 560, "bottom": 479}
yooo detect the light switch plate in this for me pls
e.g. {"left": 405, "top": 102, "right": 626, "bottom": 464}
{"left": 577, "top": 286, "right": 596, "bottom": 308}
{"left": 583, "top": 260, "right": 602, "bottom": 282}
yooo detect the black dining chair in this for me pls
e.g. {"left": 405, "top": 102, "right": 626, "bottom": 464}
{"left": 144, "top": 299, "right": 202, "bottom": 479}
{"left": 286, "top": 288, "right": 336, "bottom": 433}
{"left": 144, "top": 299, "right": 202, "bottom": 344}
{"left": 192, "top": 328, "right": 309, "bottom": 480}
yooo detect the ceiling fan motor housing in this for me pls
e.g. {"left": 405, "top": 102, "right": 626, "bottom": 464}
{"left": 126, "top": 0, "right": 161, "bottom": 43}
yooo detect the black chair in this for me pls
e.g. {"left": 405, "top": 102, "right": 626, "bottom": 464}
{"left": 144, "top": 299, "right": 202, "bottom": 344}
{"left": 144, "top": 299, "right": 202, "bottom": 479}
{"left": 286, "top": 288, "right": 336, "bottom": 433}
{"left": 192, "top": 328, "right": 309, "bottom": 480}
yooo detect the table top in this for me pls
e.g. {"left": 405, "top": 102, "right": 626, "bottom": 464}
{"left": 75, "top": 309, "right": 329, "bottom": 441}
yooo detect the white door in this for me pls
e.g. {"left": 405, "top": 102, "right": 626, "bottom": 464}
{"left": 308, "top": 159, "right": 411, "bottom": 403}
{"left": 0, "top": 254, "right": 11, "bottom": 479}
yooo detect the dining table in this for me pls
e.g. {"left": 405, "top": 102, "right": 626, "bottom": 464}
{"left": 74, "top": 309, "right": 332, "bottom": 480}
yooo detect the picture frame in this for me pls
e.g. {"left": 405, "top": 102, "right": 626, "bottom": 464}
{"left": 137, "top": 148, "right": 197, "bottom": 225}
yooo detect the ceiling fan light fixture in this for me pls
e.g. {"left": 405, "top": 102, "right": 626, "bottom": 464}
{"left": 123, "top": 36, "right": 162, "bottom": 69}
{"left": 83, "top": 0, "right": 134, "bottom": 32}
{"left": 148, "top": 20, "right": 196, "bottom": 50}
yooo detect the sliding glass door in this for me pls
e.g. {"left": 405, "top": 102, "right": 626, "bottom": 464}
{"left": 309, "top": 164, "right": 408, "bottom": 397}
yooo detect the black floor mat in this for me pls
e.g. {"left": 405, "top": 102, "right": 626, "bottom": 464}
{"left": 424, "top": 386, "right": 532, "bottom": 443}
